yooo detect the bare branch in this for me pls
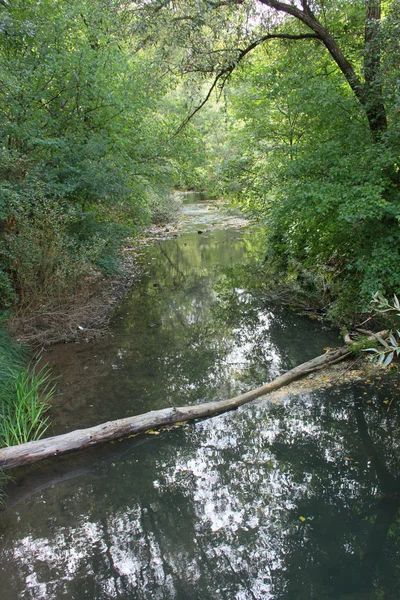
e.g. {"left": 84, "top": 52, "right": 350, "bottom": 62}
{"left": 175, "top": 70, "right": 227, "bottom": 135}
{"left": 236, "top": 32, "right": 319, "bottom": 62}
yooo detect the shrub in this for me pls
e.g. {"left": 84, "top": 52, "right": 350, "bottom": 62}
{"left": 147, "top": 190, "right": 182, "bottom": 225}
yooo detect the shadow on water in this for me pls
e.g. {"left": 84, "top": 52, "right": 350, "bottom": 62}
{"left": 41, "top": 223, "right": 339, "bottom": 435}
{"left": 1, "top": 381, "right": 400, "bottom": 599}
{"left": 1, "top": 198, "right": 400, "bottom": 599}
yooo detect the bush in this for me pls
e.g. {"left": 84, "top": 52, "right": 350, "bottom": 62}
{"left": 148, "top": 191, "right": 182, "bottom": 225}
{"left": 0, "top": 196, "right": 134, "bottom": 309}
{"left": 2, "top": 200, "right": 92, "bottom": 308}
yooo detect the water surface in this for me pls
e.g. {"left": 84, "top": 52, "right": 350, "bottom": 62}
{"left": 43, "top": 197, "right": 338, "bottom": 434}
{"left": 1, "top": 196, "right": 399, "bottom": 599}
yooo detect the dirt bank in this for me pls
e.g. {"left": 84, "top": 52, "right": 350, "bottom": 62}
{"left": 8, "top": 223, "right": 182, "bottom": 348}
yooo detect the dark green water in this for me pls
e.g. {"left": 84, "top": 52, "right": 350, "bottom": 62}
{"left": 1, "top": 197, "right": 400, "bottom": 599}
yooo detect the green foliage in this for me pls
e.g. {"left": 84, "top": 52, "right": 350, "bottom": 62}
{"left": 147, "top": 191, "right": 182, "bottom": 226}
{"left": 348, "top": 336, "right": 379, "bottom": 355}
{"left": 0, "top": 364, "right": 54, "bottom": 446}
{"left": 0, "top": 321, "right": 26, "bottom": 370}
{"left": 1, "top": 0, "right": 399, "bottom": 328}
{"left": 192, "top": 7, "right": 400, "bottom": 321}
{"left": 1, "top": 196, "right": 132, "bottom": 306}
{"left": 0, "top": 0, "right": 183, "bottom": 312}
{"left": 364, "top": 293, "right": 400, "bottom": 366}
{"left": 0, "top": 325, "right": 54, "bottom": 448}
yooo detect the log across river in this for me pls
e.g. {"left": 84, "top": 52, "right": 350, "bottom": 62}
{"left": 1, "top": 197, "right": 397, "bottom": 600}
{"left": 0, "top": 345, "right": 351, "bottom": 469}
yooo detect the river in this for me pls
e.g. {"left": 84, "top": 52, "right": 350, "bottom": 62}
{"left": 0, "top": 194, "right": 399, "bottom": 599}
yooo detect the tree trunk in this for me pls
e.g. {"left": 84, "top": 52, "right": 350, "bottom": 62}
{"left": 0, "top": 346, "right": 351, "bottom": 470}
{"left": 364, "top": 0, "right": 387, "bottom": 139}
{"left": 259, "top": 0, "right": 387, "bottom": 140}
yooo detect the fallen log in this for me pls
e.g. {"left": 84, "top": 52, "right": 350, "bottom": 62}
{"left": 0, "top": 345, "right": 351, "bottom": 470}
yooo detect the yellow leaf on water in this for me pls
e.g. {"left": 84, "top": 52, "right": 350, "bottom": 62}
{"left": 345, "top": 457, "right": 353, "bottom": 461}
{"left": 299, "top": 516, "right": 306, "bottom": 522}
{"left": 147, "top": 429, "right": 160, "bottom": 435}
{"left": 383, "top": 399, "right": 390, "bottom": 404}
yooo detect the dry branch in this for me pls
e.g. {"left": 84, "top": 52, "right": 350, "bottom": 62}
{"left": 0, "top": 345, "right": 352, "bottom": 470}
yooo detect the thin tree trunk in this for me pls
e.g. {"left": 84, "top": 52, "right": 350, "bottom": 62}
{"left": 259, "top": 0, "right": 387, "bottom": 139}
{"left": 0, "top": 345, "right": 351, "bottom": 470}
{"left": 364, "top": 0, "right": 387, "bottom": 138}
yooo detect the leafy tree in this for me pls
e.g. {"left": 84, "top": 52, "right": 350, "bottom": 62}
{"left": 0, "top": 0, "right": 185, "bottom": 310}
{"left": 133, "top": 0, "right": 400, "bottom": 318}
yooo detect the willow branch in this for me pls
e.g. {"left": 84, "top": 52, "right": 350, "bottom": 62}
{"left": 258, "top": 0, "right": 365, "bottom": 102}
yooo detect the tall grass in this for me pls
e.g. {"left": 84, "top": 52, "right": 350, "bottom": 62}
{"left": 0, "top": 324, "right": 55, "bottom": 449}
{"left": 0, "top": 364, "right": 55, "bottom": 447}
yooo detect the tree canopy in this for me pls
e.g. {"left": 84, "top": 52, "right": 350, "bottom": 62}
{"left": 0, "top": 0, "right": 399, "bottom": 321}
{"left": 135, "top": 0, "right": 400, "bottom": 317}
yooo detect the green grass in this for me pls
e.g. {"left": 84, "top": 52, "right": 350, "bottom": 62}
{"left": 0, "top": 323, "right": 55, "bottom": 449}
{"left": 0, "top": 322, "right": 56, "bottom": 505}
{"left": 0, "top": 364, "right": 55, "bottom": 447}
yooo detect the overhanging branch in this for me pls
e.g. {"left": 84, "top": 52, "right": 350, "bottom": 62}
{"left": 175, "top": 32, "right": 320, "bottom": 134}
{"left": 258, "top": 0, "right": 365, "bottom": 103}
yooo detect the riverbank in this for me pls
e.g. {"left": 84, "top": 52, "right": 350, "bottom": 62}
{"left": 2, "top": 195, "right": 399, "bottom": 600}
{"left": 6, "top": 224, "right": 181, "bottom": 348}
{"left": 7, "top": 196, "right": 249, "bottom": 348}
{"left": 2, "top": 194, "right": 394, "bottom": 455}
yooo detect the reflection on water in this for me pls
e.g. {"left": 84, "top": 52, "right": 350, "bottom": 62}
{"left": 1, "top": 198, "right": 399, "bottom": 599}
{"left": 1, "top": 382, "right": 400, "bottom": 599}
{"left": 41, "top": 207, "right": 338, "bottom": 435}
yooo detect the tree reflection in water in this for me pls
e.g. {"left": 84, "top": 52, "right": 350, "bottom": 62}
{"left": 42, "top": 226, "right": 340, "bottom": 436}
{"left": 1, "top": 381, "right": 400, "bottom": 599}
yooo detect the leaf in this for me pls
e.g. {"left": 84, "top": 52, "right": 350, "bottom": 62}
{"left": 376, "top": 336, "right": 390, "bottom": 349}
{"left": 377, "top": 353, "right": 386, "bottom": 365}
{"left": 383, "top": 352, "right": 394, "bottom": 367}
{"left": 394, "top": 294, "right": 400, "bottom": 310}
{"left": 299, "top": 516, "right": 306, "bottom": 522}
{"left": 389, "top": 333, "right": 397, "bottom": 347}
{"left": 363, "top": 347, "right": 379, "bottom": 353}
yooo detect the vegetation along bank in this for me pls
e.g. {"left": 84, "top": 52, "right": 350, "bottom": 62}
{"left": 0, "top": 0, "right": 399, "bottom": 455}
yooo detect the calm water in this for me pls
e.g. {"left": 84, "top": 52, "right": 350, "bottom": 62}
{"left": 1, "top": 196, "right": 399, "bottom": 599}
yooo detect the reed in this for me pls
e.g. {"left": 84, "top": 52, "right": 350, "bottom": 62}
{"left": 0, "top": 325, "right": 55, "bottom": 449}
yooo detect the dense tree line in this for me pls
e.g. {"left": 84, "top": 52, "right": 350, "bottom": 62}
{"left": 0, "top": 0, "right": 194, "bottom": 312}
{"left": 134, "top": 0, "right": 400, "bottom": 319}
{"left": 1, "top": 0, "right": 399, "bottom": 321}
